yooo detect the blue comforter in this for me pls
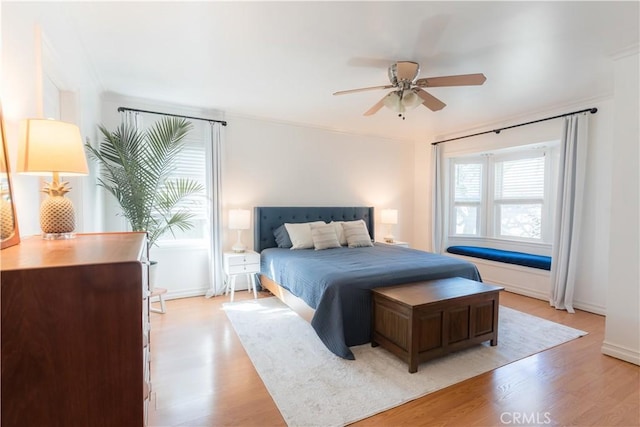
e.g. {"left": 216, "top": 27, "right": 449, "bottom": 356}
{"left": 260, "top": 243, "right": 481, "bottom": 359}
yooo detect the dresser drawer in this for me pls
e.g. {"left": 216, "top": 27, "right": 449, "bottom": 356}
{"left": 227, "top": 263, "right": 260, "bottom": 275}
{"left": 226, "top": 253, "right": 260, "bottom": 266}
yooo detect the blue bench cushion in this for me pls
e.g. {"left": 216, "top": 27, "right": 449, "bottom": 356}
{"left": 446, "top": 246, "right": 552, "bottom": 271}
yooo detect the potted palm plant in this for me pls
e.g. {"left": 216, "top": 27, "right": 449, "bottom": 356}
{"left": 86, "top": 116, "right": 204, "bottom": 281}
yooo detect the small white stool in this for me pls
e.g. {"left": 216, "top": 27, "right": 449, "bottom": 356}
{"left": 150, "top": 287, "right": 167, "bottom": 313}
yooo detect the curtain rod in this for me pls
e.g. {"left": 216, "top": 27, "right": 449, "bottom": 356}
{"left": 118, "top": 106, "right": 227, "bottom": 126}
{"left": 431, "top": 107, "right": 597, "bottom": 146}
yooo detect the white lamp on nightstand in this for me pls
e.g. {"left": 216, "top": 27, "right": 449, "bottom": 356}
{"left": 229, "top": 209, "right": 250, "bottom": 252}
{"left": 381, "top": 209, "right": 398, "bottom": 243}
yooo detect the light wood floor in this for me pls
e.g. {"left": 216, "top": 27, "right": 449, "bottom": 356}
{"left": 147, "top": 291, "right": 639, "bottom": 427}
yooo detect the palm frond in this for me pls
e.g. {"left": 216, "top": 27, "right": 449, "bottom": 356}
{"left": 86, "top": 117, "right": 203, "bottom": 248}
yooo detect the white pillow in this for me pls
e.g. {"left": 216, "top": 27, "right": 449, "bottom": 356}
{"left": 330, "top": 221, "right": 347, "bottom": 246}
{"left": 285, "top": 221, "right": 325, "bottom": 250}
{"left": 342, "top": 219, "right": 374, "bottom": 248}
{"left": 310, "top": 223, "right": 341, "bottom": 250}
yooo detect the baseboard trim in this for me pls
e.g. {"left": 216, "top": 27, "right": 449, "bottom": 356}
{"left": 601, "top": 341, "right": 640, "bottom": 365}
{"left": 156, "top": 287, "right": 253, "bottom": 301}
{"left": 498, "top": 282, "right": 548, "bottom": 301}
{"left": 500, "top": 285, "right": 605, "bottom": 315}
{"left": 164, "top": 288, "right": 208, "bottom": 300}
{"left": 572, "top": 300, "right": 607, "bottom": 316}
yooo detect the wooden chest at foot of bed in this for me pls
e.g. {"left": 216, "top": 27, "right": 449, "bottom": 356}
{"left": 371, "top": 278, "right": 504, "bottom": 373}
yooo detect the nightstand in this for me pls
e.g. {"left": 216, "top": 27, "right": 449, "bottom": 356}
{"left": 223, "top": 250, "right": 260, "bottom": 301}
{"left": 377, "top": 240, "right": 409, "bottom": 248}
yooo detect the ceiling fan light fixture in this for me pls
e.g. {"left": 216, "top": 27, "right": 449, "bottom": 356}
{"left": 383, "top": 91, "right": 403, "bottom": 112}
{"left": 383, "top": 90, "right": 421, "bottom": 116}
{"left": 402, "top": 90, "right": 423, "bottom": 109}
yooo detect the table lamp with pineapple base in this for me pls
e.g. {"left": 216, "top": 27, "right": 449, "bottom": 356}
{"left": 17, "top": 118, "right": 88, "bottom": 239}
{"left": 39, "top": 173, "right": 78, "bottom": 240}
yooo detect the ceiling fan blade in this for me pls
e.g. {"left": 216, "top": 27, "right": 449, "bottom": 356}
{"left": 415, "top": 73, "right": 486, "bottom": 87}
{"left": 333, "top": 85, "right": 394, "bottom": 96}
{"left": 363, "top": 95, "right": 387, "bottom": 116}
{"left": 414, "top": 89, "right": 446, "bottom": 111}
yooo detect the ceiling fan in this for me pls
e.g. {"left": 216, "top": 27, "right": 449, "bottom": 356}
{"left": 333, "top": 61, "right": 486, "bottom": 119}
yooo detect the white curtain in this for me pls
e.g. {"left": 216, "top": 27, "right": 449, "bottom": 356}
{"left": 121, "top": 110, "right": 141, "bottom": 129}
{"left": 117, "top": 111, "right": 142, "bottom": 234}
{"left": 432, "top": 144, "right": 446, "bottom": 253}
{"left": 205, "top": 122, "right": 225, "bottom": 298}
{"left": 550, "top": 113, "right": 589, "bottom": 313}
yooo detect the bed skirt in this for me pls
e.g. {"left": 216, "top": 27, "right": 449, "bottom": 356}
{"left": 259, "top": 275, "right": 315, "bottom": 323}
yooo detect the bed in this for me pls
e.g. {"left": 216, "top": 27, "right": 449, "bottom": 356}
{"left": 253, "top": 206, "right": 481, "bottom": 360}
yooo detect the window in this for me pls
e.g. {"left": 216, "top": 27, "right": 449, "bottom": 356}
{"left": 135, "top": 113, "right": 209, "bottom": 243}
{"left": 162, "top": 122, "right": 208, "bottom": 241}
{"left": 493, "top": 155, "right": 545, "bottom": 240}
{"left": 452, "top": 161, "right": 483, "bottom": 235}
{"left": 449, "top": 146, "right": 554, "bottom": 245}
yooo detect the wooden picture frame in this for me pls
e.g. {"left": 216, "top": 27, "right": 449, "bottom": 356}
{"left": 1, "top": 103, "right": 21, "bottom": 249}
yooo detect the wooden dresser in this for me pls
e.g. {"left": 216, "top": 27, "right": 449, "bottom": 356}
{"left": 1, "top": 232, "right": 150, "bottom": 427}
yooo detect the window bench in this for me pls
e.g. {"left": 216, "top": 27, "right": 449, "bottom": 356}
{"left": 446, "top": 246, "right": 552, "bottom": 271}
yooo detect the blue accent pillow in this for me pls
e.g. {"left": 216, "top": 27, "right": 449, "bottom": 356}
{"left": 274, "top": 225, "right": 293, "bottom": 248}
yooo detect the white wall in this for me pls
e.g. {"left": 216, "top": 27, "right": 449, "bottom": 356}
{"left": 1, "top": 2, "right": 102, "bottom": 236}
{"left": 223, "top": 114, "right": 416, "bottom": 250}
{"left": 413, "top": 141, "right": 432, "bottom": 251}
{"left": 601, "top": 50, "right": 639, "bottom": 365}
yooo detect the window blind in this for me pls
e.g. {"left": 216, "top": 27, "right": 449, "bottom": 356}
{"left": 454, "top": 163, "right": 482, "bottom": 202}
{"left": 495, "top": 156, "right": 545, "bottom": 200}
{"left": 135, "top": 113, "right": 208, "bottom": 241}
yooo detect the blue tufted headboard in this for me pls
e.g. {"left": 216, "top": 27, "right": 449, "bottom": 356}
{"left": 253, "top": 206, "right": 374, "bottom": 252}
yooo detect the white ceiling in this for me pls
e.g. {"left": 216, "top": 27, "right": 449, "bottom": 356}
{"left": 10, "top": 1, "right": 640, "bottom": 142}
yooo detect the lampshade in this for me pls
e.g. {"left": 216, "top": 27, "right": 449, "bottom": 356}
{"left": 381, "top": 209, "right": 398, "bottom": 243}
{"left": 401, "top": 90, "right": 423, "bottom": 108}
{"left": 381, "top": 209, "right": 398, "bottom": 225}
{"left": 383, "top": 90, "right": 422, "bottom": 116}
{"left": 383, "top": 92, "right": 404, "bottom": 113}
{"left": 229, "top": 209, "right": 250, "bottom": 253}
{"left": 17, "top": 119, "right": 89, "bottom": 176}
{"left": 229, "top": 209, "right": 251, "bottom": 230}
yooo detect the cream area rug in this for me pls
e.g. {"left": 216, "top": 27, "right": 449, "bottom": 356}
{"left": 224, "top": 297, "right": 586, "bottom": 427}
